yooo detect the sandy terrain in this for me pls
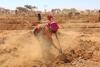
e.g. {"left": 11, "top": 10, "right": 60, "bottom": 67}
{"left": 0, "top": 22, "right": 100, "bottom": 67}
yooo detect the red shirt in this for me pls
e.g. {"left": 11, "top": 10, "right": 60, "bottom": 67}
{"left": 47, "top": 21, "right": 59, "bottom": 32}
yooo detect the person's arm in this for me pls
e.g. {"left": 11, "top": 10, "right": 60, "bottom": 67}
{"left": 58, "top": 23, "right": 64, "bottom": 29}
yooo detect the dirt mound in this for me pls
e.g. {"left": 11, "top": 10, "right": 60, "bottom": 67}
{"left": 51, "top": 37, "right": 100, "bottom": 67}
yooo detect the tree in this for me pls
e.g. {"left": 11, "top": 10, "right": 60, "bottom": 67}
{"left": 70, "top": 8, "right": 77, "bottom": 13}
{"left": 0, "top": 8, "right": 10, "bottom": 14}
{"left": 4, "top": 9, "right": 10, "bottom": 14}
{"left": 0, "top": 7, "right": 5, "bottom": 14}
{"left": 24, "top": 5, "right": 37, "bottom": 11}
{"left": 16, "top": 7, "right": 28, "bottom": 15}
{"left": 85, "top": 9, "right": 91, "bottom": 16}
{"left": 51, "top": 8, "right": 61, "bottom": 14}
{"left": 24, "top": 5, "right": 37, "bottom": 15}
{"left": 16, "top": 7, "right": 28, "bottom": 12}
{"left": 62, "top": 9, "right": 70, "bottom": 14}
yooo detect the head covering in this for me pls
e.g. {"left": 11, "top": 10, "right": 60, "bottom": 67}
{"left": 47, "top": 14, "right": 53, "bottom": 20}
{"left": 47, "top": 13, "right": 53, "bottom": 20}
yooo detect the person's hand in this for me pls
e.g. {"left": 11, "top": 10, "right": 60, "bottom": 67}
{"left": 58, "top": 24, "right": 64, "bottom": 29}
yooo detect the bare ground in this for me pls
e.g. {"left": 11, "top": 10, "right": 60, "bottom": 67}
{"left": 0, "top": 22, "right": 100, "bottom": 67}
